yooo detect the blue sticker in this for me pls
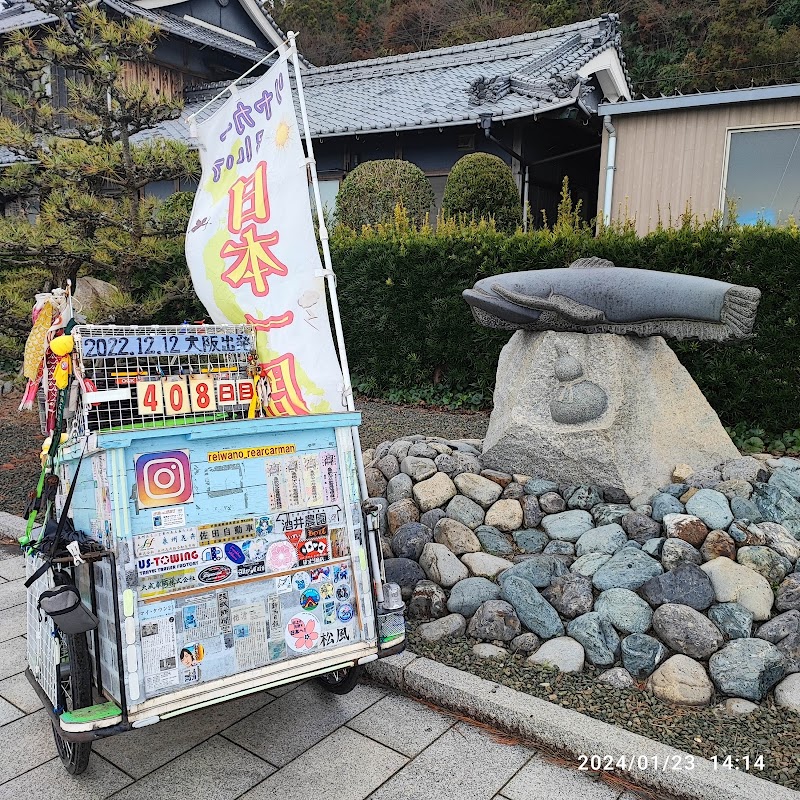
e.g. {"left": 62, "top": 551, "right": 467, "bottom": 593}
{"left": 337, "top": 602, "right": 354, "bottom": 623}
{"left": 300, "top": 587, "right": 321, "bottom": 611}
{"left": 292, "top": 571, "right": 311, "bottom": 592}
{"left": 335, "top": 584, "right": 350, "bottom": 602}
{"left": 224, "top": 542, "right": 245, "bottom": 564}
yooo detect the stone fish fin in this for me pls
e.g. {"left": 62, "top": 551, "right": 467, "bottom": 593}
{"left": 568, "top": 257, "right": 617, "bottom": 269}
{"left": 720, "top": 285, "right": 761, "bottom": 338}
{"left": 491, "top": 284, "right": 607, "bottom": 324}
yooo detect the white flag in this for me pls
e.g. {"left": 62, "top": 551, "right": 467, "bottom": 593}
{"left": 186, "top": 57, "right": 345, "bottom": 416}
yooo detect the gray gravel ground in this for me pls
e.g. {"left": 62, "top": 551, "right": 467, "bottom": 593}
{"left": 356, "top": 397, "right": 490, "bottom": 449}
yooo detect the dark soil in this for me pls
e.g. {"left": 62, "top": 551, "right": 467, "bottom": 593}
{"left": 0, "top": 391, "right": 43, "bottom": 517}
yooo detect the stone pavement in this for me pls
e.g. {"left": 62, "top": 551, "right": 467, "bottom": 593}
{"left": 0, "top": 546, "right": 642, "bottom": 800}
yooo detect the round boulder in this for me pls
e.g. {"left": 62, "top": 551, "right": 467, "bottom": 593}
{"left": 447, "top": 577, "right": 502, "bottom": 617}
{"left": 686, "top": 489, "right": 734, "bottom": 531}
{"left": 527, "top": 637, "right": 584, "bottom": 673}
{"left": 638, "top": 562, "right": 715, "bottom": 611}
{"left": 652, "top": 603, "right": 724, "bottom": 659}
{"left": 408, "top": 580, "right": 448, "bottom": 620}
{"left": 467, "top": 599, "right": 522, "bottom": 642}
{"left": 383, "top": 557, "right": 426, "bottom": 600}
{"left": 661, "top": 538, "right": 702, "bottom": 571}
{"left": 595, "top": 588, "right": 653, "bottom": 634}
{"left": 709, "top": 638, "right": 786, "bottom": 701}
{"left": 484, "top": 499, "right": 524, "bottom": 532}
{"left": 413, "top": 472, "right": 457, "bottom": 513}
{"left": 700, "top": 530, "right": 736, "bottom": 562}
{"left": 419, "top": 543, "right": 468, "bottom": 588}
{"left": 622, "top": 633, "right": 667, "bottom": 679}
{"left": 445, "top": 494, "right": 485, "bottom": 530}
{"left": 707, "top": 602, "right": 754, "bottom": 640}
{"left": 700, "top": 557, "right": 773, "bottom": 621}
{"left": 662, "top": 513, "right": 709, "bottom": 547}
{"left": 391, "top": 522, "right": 433, "bottom": 560}
{"left": 567, "top": 612, "right": 621, "bottom": 667}
{"left": 454, "top": 472, "right": 503, "bottom": 509}
{"left": 433, "top": 518, "right": 481, "bottom": 555}
{"left": 647, "top": 655, "right": 713, "bottom": 706}
{"left": 541, "top": 573, "right": 593, "bottom": 619}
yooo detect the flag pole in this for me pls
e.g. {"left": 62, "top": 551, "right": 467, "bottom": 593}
{"left": 286, "top": 32, "right": 385, "bottom": 596}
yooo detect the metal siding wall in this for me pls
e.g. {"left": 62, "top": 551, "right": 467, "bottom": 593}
{"left": 606, "top": 99, "right": 800, "bottom": 234}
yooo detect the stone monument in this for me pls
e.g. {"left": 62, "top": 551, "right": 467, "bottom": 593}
{"left": 463, "top": 258, "right": 761, "bottom": 495}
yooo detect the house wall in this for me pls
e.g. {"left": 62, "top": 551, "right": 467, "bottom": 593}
{"left": 599, "top": 98, "right": 800, "bottom": 234}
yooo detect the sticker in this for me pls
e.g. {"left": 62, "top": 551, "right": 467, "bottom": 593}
{"left": 198, "top": 564, "right": 232, "bottom": 584}
{"left": 284, "top": 456, "right": 305, "bottom": 510}
{"left": 199, "top": 518, "right": 256, "bottom": 546}
{"left": 335, "top": 584, "right": 350, "bottom": 602}
{"left": 285, "top": 613, "right": 320, "bottom": 651}
{"left": 242, "top": 538, "right": 267, "bottom": 561}
{"left": 136, "top": 450, "right": 193, "bottom": 509}
{"left": 201, "top": 546, "right": 225, "bottom": 562}
{"left": 224, "top": 542, "right": 246, "bottom": 564}
{"left": 319, "top": 582, "right": 335, "bottom": 600}
{"left": 218, "top": 590, "right": 232, "bottom": 633}
{"left": 302, "top": 453, "right": 324, "bottom": 507}
{"left": 330, "top": 526, "right": 349, "bottom": 559}
{"left": 236, "top": 561, "right": 265, "bottom": 579}
{"left": 209, "top": 444, "right": 296, "bottom": 462}
{"left": 300, "top": 586, "right": 321, "bottom": 611}
{"left": 141, "top": 614, "right": 179, "bottom": 692}
{"left": 275, "top": 574, "right": 292, "bottom": 593}
{"left": 333, "top": 564, "right": 349, "bottom": 584}
{"left": 134, "top": 527, "right": 199, "bottom": 556}
{"left": 140, "top": 569, "right": 197, "bottom": 599}
{"left": 266, "top": 541, "right": 297, "bottom": 572}
{"left": 297, "top": 536, "right": 329, "bottom": 564}
{"left": 179, "top": 642, "right": 204, "bottom": 667}
{"left": 266, "top": 460, "right": 288, "bottom": 510}
{"left": 337, "top": 603, "right": 354, "bottom": 623}
{"left": 323, "top": 600, "right": 336, "bottom": 625}
{"left": 256, "top": 516, "right": 275, "bottom": 537}
{"left": 268, "top": 639, "right": 286, "bottom": 660}
{"left": 268, "top": 594, "right": 281, "bottom": 633}
{"left": 137, "top": 549, "right": 199, "bottom": 580}
{"left": 152, "top": 507, "right": 187, "bottom": 529}
{"left": 319, "top": 449, "right": 341, "bottom": 504}
{"left": 310, "top": 566, "right": 331, "bottom": 583}
{"left": 284, "top": 528, "right": 303, "bottom": 546}
{"left": 291, "top": 571, "right": 312, "bottom": 592}
{"left": 232, "top": 603, "right": 269, "bottom": 671}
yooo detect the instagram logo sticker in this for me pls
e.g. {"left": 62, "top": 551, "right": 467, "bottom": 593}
{"left": 135, "top": 450, "right": 194, "bottom": 508}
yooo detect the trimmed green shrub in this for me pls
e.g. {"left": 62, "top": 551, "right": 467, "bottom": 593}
{"left": 336, "top": 160, "right": 434, "bottom": 228}
{"left": 442, "top": 153, "right": 522, "bottom": 232}
{"left": 331, "top": 217, "right": 800, "bottom": 434}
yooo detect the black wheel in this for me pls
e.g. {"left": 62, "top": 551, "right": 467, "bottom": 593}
{"left": 315, "top": 664, "right": 364, "bottom": 695}
{"left": 52, "top": 631, "right": 93, "bottom": 775}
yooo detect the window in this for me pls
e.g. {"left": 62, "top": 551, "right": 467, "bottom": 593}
{"left": 317, "top": 178, "right": 340, "bottom": 216}
{"left": 722, "top": 123, "right": 800, "bottom": 225}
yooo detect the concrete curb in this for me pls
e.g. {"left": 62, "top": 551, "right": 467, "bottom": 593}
{"left": 366, "top": 653, "right": 799, "bottom": 800}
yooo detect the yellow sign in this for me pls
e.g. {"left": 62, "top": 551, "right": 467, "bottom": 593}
{"left": 208, "top": 444, "right": 295, "bottom": 463}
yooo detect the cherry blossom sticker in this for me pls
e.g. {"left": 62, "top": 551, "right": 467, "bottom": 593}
{"left": 285, "top": 613, "right": 320, "bottom": 651}
{"left": 266, "top": 540, "right": 297, "bottom": 572}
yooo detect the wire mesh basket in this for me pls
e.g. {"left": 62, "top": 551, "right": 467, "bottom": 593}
{"left": 72, "top": 324, "right": 257, "bottom": 436}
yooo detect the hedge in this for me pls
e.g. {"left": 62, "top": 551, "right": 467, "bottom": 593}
{"left": 330, "top": 216, "right": 800, "bottom": 435}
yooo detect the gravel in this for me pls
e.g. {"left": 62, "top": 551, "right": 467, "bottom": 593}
{"left": 0, "top": 391, "right": 42, "bottom": 519}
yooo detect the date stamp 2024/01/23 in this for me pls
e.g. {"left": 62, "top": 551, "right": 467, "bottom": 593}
{"left": 577, "top": 753, "right": 766, "bottom": 773}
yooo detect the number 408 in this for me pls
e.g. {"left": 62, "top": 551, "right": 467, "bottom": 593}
{"left": 136, "top": 377, "right": 255, "bottom": 416}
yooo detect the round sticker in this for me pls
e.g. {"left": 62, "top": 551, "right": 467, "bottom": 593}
{"left": 243, "top": 538, "right": 267, "bottom": 561}
{"left": 337, "top": 602, "right": 354, "bottom": 623}
{"left": 319, "top": 582, "right": 335, "bottom": 600}
{"left": 292, "top": 571, "right": 312, "bottom": 592}
{"left": 267, "top": 541, "right": 298, "bottom": 572}
{"left": 198, "top": 565, "right": 232, "bottom": 584}
{"left": 311, "top": 566, "right": 331, "bottom": 582}
{"left": 224, "top": 542, "right": 245, "bottom": 564}
{"left": 285, "top": 613, "right": 320, "bottom": 651}
{"left": 335, "top": 584, "right": 350, "bottom": 602}
{"left": 300, "top": 586, "right": 321, "bottom": 611}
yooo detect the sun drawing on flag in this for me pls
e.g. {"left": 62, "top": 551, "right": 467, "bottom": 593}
{"left": 275, "top": 119, "right": 292, "bottom": 148}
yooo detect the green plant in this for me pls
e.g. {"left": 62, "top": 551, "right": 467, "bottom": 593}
{"left": 336, "top": 160, "right": 434, "bottom": 229}
{"left": 441, "top": 152, "right": 522, "bottom": 233}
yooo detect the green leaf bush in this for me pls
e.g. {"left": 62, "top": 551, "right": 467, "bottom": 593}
{"left": 336, "top": 160, "right": 434, "bottom": 228}
{"left": 442, "top": 152, "right": 522, "bottom": 232}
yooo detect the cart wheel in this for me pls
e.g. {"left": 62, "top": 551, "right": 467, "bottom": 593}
{"left": 52, "top": 631, "right": 93, "bottom": 775}
{"left": 315, "top": 664, "right": 364, "bottom": 695}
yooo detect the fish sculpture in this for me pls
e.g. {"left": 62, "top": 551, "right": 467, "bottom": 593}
{"left": 463, "top": 257, "right": 761, "bottom": 342}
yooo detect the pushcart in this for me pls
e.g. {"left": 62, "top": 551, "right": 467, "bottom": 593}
{"left": 23, "top": 322, "right": 404, "bottom": 774}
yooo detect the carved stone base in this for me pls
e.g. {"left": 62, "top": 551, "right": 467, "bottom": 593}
{"left": 482, "top": 331, "right": 739, "bottom": 496}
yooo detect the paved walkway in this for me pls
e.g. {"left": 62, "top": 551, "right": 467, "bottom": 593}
{"left": 0, "top": 546, "right": 639, "bottom": 800}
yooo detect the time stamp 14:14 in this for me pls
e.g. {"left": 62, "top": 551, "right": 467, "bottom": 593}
{"left": 577, "top": 754, "right": 765, "bottom": 771}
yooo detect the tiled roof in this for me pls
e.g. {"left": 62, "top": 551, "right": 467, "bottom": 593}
{"left": 0, "top": 0, "right": 55, "bottom": 33}
{"left": 101, "top": 0, "right": 270, "bottom": 62}
{"left": 144, "top": 14, "right": 627, "bottom": 143}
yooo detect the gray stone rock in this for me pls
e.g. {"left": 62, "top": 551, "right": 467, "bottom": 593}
{"left": 501, "top": 555, "right": 569, "bottom": 589}
{"left": 413, "top": 472, "right": 457, "bottom": 513}
{"left": 502, "top": 482, "right": 525, "bottom": 500}
{"left": 622, "top": 633, "right": 667, "bottom": 679}
{"left": 387, "top": 473, "right": 414, "bottom": 505}
{"left": 451, "top": 451, "right": 481, "bottom": 476}
{"left": 685, "top": 468, "right": 723, "bottom": 489}
{"left": 728, "top": 520, "right": 766, "bottom": 546}
{"left": 433, "top": 518, "right": 482, "bottom": 556}
{"left": 543, "top": 540, "right": 575, "bottom": 556}
{"left": 527, "top": 637, "right": 585, "bottom": 673}
{"left": 777, "top": 631, "right": 800, "bottom": 673}
{"left": 591, "top": 503, "right": 632, "bottom": 527}
{"left": 776, "top": 573, "right": 800, "bottom": 612}
{"left": 513, "top": 529, "right": 548, "bottom": 554}
{"left": 652, "top": 603, "right": 723, "bottom": 659}
{"left": 752, "top": 483, "right": 800, "bottom": 536}
{"left": 541, "top": 510, "right": 594, "bottom": 542}
{"left": 570, "top": 552, "right": 612, "bottom": 577}
{"left": 686, "top": 489, "right": 734, "bottom": 530}
{"left": 389, "top": 440, "right": 413, "bottom": 460}
{"left": 376, "top": 454, "right": 401, "bottom": 481}
{"left": 383, "top": 557, "right": 426, "bottom": 600}
{"left": 652, "top": 493, "right": 685, "bottom": 522}
{"left": 595, "top": 588, "right": 653, "bottom": 634}
{"left": 419, "top": 543, "right": 469, "bottom": 588}
{"left": 700, "top": 530, "right": 737, "bottom": 562}
{"left": 484, "top": 499, "right": 523, "bottom": 532}
{"left": 500, "top": 576, "right": 565, "bottom": 639}
{"left": 510, "top": 632, "right": 541, "bottom": 656}
{"left": 663, "top": 513, "right": 709, "bottom": 547}
{"left": 661, "top": 538, "right": 702, "bottom": 571}
{"left": 648, "top": 655, "right": 714, "bottom": 706}
{"left": 622, "top": 540, "right": 642, "bottom": 550}
{"left": 639, "top": 562, "right": 714, "bottom": 611}
{"left": 401, "top": 456, "right": 437, "bottom": 482}
{"left": 770, "top": 467, "right": 800, "bottom": 501}
{"left": 567, "top": 485, "right": 604, "bottom": 511}
{"left": 715, "top": 480, "right": 753, "bottom": 500}
{"left": 380, "top": 535, "right": 394, "bottom": 560}
{"left": 418, "top": 613, "right": 467, "bottom": 642}
{"left": 661, "top": 483, "right": 688, "bottom": 498}
{"left": 541, "top": 573, "right": 593, "bottom": 619}
{"left": 539, "top": 492, "right": 567, "bottom": 514}
{"left": 567, "top": 612, "right": 621, "bottom": 667}
{"left": 472, "top": 643, "right": 509, "bottom": 659}
{"left": 622, "top": 512, "right": 662, "bottom": 545}
{"left": 709, "top": 638, "right": 786, "bottom": 701}
{"left": 757, "top": 522, "right": 800, "bottom": 563}
{"left": 374, "top": 441, "right": 393, "bottom": 461}
{"left": 408, "top": 442, "right": 438, "bottom": 459}
{"left": 447, "top": 577, "right": 502, "bottom": 617}
{"left": 524, "top": 479, "right": 559, "bottom": 496}
{"left": 737, "top": 546, "right": 791, "bottom": 583}
{"left": 717, "top": 698, "right": 760, "bottom": 715}
{"left": 722, "top": 456, "right": 763, "bottom": 483}
{"left": 454, "top": 473, "right": 503, "bottom": 509}
{"left": 642, "top": 538, "right": 666, "bottom": 558}
{"left": 391, "top": 522, "right": 434, "bottom": 560}
{"left": 598, "top": 667, "right": 636, "bottom": 688}
{"left": 467, "top": 599, "right": 522, "bottom": 642}
{"left": 575, "top": 523, "right": 627, "bottom": 558}
{"left": 631, "top": 487, "right": 658, "bottom": 509}
{"left": 730, "top": 496, "right": 764, "bottom": 523}
{"left": 474, "top": 526, "right": 514, "bottom": 557}
{"left": 774, "top": 674, "right": 800, "bottom": 712}
{"left": 756, "top": 610, "right": 800, "bottom": 643}
{"left": 387, "top": 498, "right": 420, "bottom": 534}
{"left": 603, "top": 487, "right": 631, "bottom": 504}
{"left": 701, "top": 557, "right": 773, "bottom": 621}
{"left": 521, "top": 496, "right": 544, "bottom": 529}
{"left": 445, "top": 494, "right": 485, "bottom": 530}
{"left": 420, "top": 508, "right": 446, "bottom": 530}
{"left": 592, "top": 549, "right": 664, "bottom": 591}
{"left": 460, "top": 552, "right": 514, "bottom": 579}
{"left": 434, "top": 454, "right": 458, "bottom": 477}
{"left": 366, "top": 468, "right": 388, "bottom": 498}
{"left": 408, "top": 580, "right": 448, "bottom": 620}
